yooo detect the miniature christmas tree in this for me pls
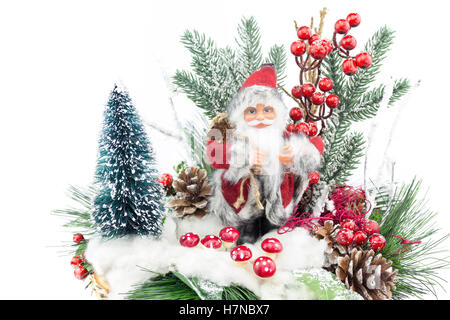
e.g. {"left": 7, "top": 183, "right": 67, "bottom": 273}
{"left": 92, "top": 84, "right": 164, "bottom": 238}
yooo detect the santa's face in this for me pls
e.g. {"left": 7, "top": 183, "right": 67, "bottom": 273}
{"left": 243, "top": 104, "right": 276, "bottom": 129}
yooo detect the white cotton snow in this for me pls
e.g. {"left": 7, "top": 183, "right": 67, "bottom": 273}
{"left": 85, "top": 216, "right": 326, "bottom": 299}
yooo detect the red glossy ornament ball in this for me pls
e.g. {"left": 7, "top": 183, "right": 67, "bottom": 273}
{"left": 295, "top": 122, "right": 310, "bottom": 135}
{"left": 70, "top": 256, "right": 83, "bottom": 268}
{"left": 179, "top": 232, "right": 200, "bottom": 247}
{"left": 286, "top": 123, "right": 296, "bottom": 133}
{"left": 309, "top": 41, "right": 328, "bottom": 60}
{"left": 73, "top": 233, "right": 84, "bottom": 244}
{"left": 342, "top": 58, "right": 358, "bottom": 75}
{"left": 340, "top": 35, "right": 357, "bottom": 50}
{"left": 326, "top": 94, "right": 340, "bottom": 108}
{"left": 74, "top": 265, "right": 89, "bottom": 280}
{"left": 291, "top": 85, "right": 302, "bottom": 98}
{"left": 158, "top": 173, "right": 173, "bottom": 188}
{"left": 362, "top": 219, "right": 380, "bottom": 236}
{"left": 311, "top": 92, "right": 325, "bottom": 105}
{"left": 253, "top": 256, "right": 276, "bottom": 278}
{"left": 290, "top": 40, "right": 307, "bottom": 56}
{"left": 355, "top": 52, "right": 372, "bottom": 68}
{"left": 308, "top": 122, "right": 318, "bottom": 136}
{"left": 336, "top": 228, "right": 354, "bottom": 246}
{"left": 318, "top": 78, "right": 333, "bottom": 92}
{"left": 347, "top": 13, "right": 361, "bottom": 27}
{"left": 341, "top": 219, "right": 356, "bottom": 231}
{"left": 308, "top": 34, "right": 320, "bottom": 45}
{"left": 297, "top": 26, "right": 312, "bottom": 40}
{"left": 369, "top": 233, "right": 386, "bottom": 251}
{"left": 309, "top": 171, "right": 320, "bottom": 185}
{"left": 353, "top": 231, "right": 368, "bottom": 245}
{"left": 289, "top": 107, "right": 303, "bottom": 122}
{"left": 335, "top": 19, "right": 351, "bottom": 34}
{"left": 301, "top": 83, "right": 315, "bottom": 97}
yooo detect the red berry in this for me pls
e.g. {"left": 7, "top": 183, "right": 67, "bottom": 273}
{"left": 282, "top": 130, "right": 291, "bottom": 139}
{"left": 340, "top": 35, "right": 357, "bottom": 50}
{"left": 291, "top": 85, "right": 302, "bottom": 98}
{"left": 301, "top": 83, "right": 315, "bottom": 97}
{"left": 347, "top": 13, "right": 361, "bottom": 27}
{"left": 73, "top": 233, "right": 84, "bottom": 244}
{"left": 335, "top": 19, "right": 350, "bottom": 34}
{"left": 74, "top": 265, "right": 89, "bottom": 280}
{"left": 308, "top": 122, "right": 318, "bottom": 136}
{"left": 309, "top": 41, "right": 328, "bottom": 60}
{"left": 308, "top": 34, "right": 320, "bottom": 45}
{"left": 290, "top": 40, "right": 307, "bottom": 56}
{"left": 336, "top": 228, "right": 354, "bottom": 246}
{"left": 286, "top": 123, "right": 296, "bottom": 133}
{"left": 355, "top": 52, "right": 372, "bottom": 68}
{"left": 321, "top": 39, "right": 334, "bottom": 54}
{"left": 311, "top": 92, "right": 325, "bottom": 105}
{"left": 297, "top": 26, "right": 312, "bottom": 40}
{"left": 369, "top": 233, "right": 386, "bottom": 251}
{"left": 158, "top": 173, "right": 173, "bottom": 188}
{"left": 295, "top": 122, "right": 309, "bottom": 135}
{"left": 342, "top": 58, "right": 358, "bottom": 75}
{"left": 309, "top": 171, "right": 320, "bottom": 185}
{"left": 362, "top": 219, "right": 380, "bottom": 236}
{"left": 353, "top": 231, "right": 368, "bottom": 245}
{"left": 326, "top": 94, "right": 340, "bottom": 108}
{"left": 289, "top": 107, "right": 303, "bottom": 122}
{"left": 341, "top": 219, "right": 356, "bottom": 231}
{"left": 70, "top": 256, "right": 83, "bottom": 268}
{"left": 318, "top": 78, "right": 333, "bottom": 92}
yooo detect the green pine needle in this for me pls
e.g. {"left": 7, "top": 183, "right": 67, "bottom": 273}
{"left": 370, "top": 179, "right": 450, "bottom": 299}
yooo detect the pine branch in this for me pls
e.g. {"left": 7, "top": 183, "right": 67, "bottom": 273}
{"left": 344, "top": 26, "right": 395, "bottom": 110}
{"left": 174, "top": 17, "right": 287, "bottom": 120}
{"left": 322, "top": 132, "right": 365, "bottom": 184}
{"left": 266, "top": 44, "right": 287, "bottom": 87}
{"left": 320, "top": 27, "right": 398, "bottom": 187}
{"left": 347, "top": 84, "right": 385, "bottom": 121}
{"left": 369, "top": 179, "right": 450, "bottom": 299}
{"left": 174, "top": 31, "right": 238, "bottom": 118}
{"left": 388, "top": 78, "right": 411, "bottom": 106}
{"left": 53, "top": 185, "right": 96, "bottom": 232}
{"left": 236, "top": 16, "right": 263, "bottom": 76}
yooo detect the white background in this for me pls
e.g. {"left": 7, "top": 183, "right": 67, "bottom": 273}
{"left": 0, "top": 0, "right": 449, "bottom": 299}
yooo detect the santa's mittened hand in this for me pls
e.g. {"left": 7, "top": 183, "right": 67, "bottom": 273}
{"left": 278, "top": 145, "right": 294, "bottom": 165}
{"left": 253, "top": 150, "right": 264, "bottom": 166}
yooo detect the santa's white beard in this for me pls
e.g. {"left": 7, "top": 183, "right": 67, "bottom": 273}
{"left": 236, "top": 121, "right": 285, "bottom": 177}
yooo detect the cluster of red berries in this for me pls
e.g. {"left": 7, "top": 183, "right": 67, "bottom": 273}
{"left": 71, "top": 233, "right": 89, "bottom": 280}
{"left": 291, "top": 26, "right": 333, "bottom": 60}
{"left": 291, "top": 79, "right": 340, "bottom": 111}
{"left": 335, "top": 219, "right": 386, "bottom": 251}
{"left": 334, "top": 13, "right": 373, "bottom": 75}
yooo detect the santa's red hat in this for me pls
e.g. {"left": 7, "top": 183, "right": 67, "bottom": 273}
{"left": 240, "top": 64, "right": 277, "bottom": 91}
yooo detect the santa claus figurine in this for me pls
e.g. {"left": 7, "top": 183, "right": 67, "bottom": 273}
{"left": 206, "top": 64, "right": 323, "bottom": 244}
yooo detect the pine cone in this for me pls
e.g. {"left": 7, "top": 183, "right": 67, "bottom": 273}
{"left": 336, "top": 248, "right": 398, "bottom": 300}
{"left": 167, "top": 167, "right": 212, "bottom": 218}
{"left": 312, "top": 220, "right": 350, "bottom": 270}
